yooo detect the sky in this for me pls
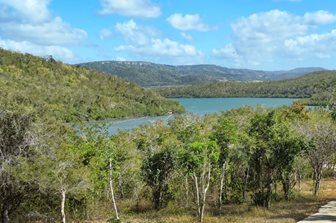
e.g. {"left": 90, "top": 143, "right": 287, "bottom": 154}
{"left": 0, "top": 0, "right": 336, "bottom": 70}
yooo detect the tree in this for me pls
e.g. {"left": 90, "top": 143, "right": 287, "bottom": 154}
{"left": 178, "top": 140, "right": 219, "bottom": 223}
{"left": 248, "top": 111, "right": 277, "bottom": 208}
{"left": 298, "top": 111, "right": 336, "bottom": 196}
{"left": 211, "top": 117, "right": 237, "bottom": 210}
{"left": 0, "top": 111, "right": 36, "bottom": 223}
{"left": 35, "top": 141, "right": 90, "bottom": 223}
{"left": 271, "top": 122, "right": 304, "bottom": 200}
{"left": 141, "top": 149, "right": 176, "bottom": 209}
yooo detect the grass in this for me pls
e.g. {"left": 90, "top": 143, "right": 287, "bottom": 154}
{"left": 112, "top": 179, "right": 336, "bottom": 223}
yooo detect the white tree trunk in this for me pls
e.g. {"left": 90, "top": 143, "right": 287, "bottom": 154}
{"left": 219, "top": 162, "right": 226, "bottom": 211}
{"left": 185, "top": 177, "right": 189, "bottom": 207}
{"left": 109, "top": 159, "right": 120, "bottom": 220}
{"left": 61, "top": 189, "right": 66, "bottom": 223}
{"left": 200, "top": 164, "right": 211, "bottom": 223}
{"left": 192, "top": 173, "right": 201, "bottom": 218}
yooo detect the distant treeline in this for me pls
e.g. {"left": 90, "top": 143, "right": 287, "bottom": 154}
{"left": 156, "top": 71, "right": 336, "bottom": 106}
{"left": 79, "top": 61, "right": 324, "bottom": 87}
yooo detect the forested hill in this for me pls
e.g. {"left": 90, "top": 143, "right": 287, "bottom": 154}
{"left": 0, "top": 48, "right": 184, "bottom": 122}
{"left": 156, "top": 71, "right": 336, "bottom": 105}
{"left": 79, "top": 60, "right": 324, "bottom": 86}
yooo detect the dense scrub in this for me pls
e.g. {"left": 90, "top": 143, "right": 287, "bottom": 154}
{"left": 2, "top": 104, "right": 336, "bottom": 223}
{"left": 80, "top": 61, "right": 323, "bottom": 87}
{"left": 0, "top": 48, "right": 184, "bottom": 122}
{"left": 156, "top": 71, "right": 336, "bottom": 106}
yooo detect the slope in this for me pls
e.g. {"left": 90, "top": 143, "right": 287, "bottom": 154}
{"left": 0, "top": 49, "right": 184, "bottom": 122}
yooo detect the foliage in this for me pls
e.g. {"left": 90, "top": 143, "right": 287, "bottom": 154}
{"left": 0, "top": 48, "right": 184, "bottom": 122}
{"left": 2, "top": 101, "right": 335, "bottom": 222}
{"left": 80, "top": 61, "right": 323, "bottom": 87}
{"left": 0, "top": 111, "right": 36, "bottom": 223}
{"left": 156, "top": 71, "right": 336, "bottom": 106}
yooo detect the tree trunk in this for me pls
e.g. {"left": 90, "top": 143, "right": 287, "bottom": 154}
{"left": 109, "top": 159, "right": 120, "bottom": 220}
{"left": 118, "top": 176, "right": 124, "bottom": 199}
{"left": 243, "top": 166, "right": 249, "bottom": 201}
{"left": 219, "top": 162, "right": 226, "bottom": 212}
{"left": 1, "top": 206, "right": 9, "bottom": 223}
{"left": 313, "top": 165, "right": 322, "bottom": 196}
{"left": 266, "top": 172, "right": 273, "bottom": 209}
{"left": 61, "top": 189, "right": 66, "bottom": 223}
{"left": 192, "top": 173, "right": 201, "bottom": 219}
{"left": 200, "top": 164, "right": 211, "bottom": 223}
{"left": 297, "top": 172, "right": 302, "bottom": 192}
{"left": 185, "top": 177, "right": 189, "bottom": 208}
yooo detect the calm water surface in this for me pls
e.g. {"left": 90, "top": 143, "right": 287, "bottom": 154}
{"left": 106, "top": 98, "right": 295, "bottom": 134}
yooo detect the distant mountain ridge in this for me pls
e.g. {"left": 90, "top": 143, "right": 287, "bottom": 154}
{"left": 79, "top": 60, "right": 325, "bottom": 86}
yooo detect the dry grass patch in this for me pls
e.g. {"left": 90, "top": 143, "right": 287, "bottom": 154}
{"left": 88, "top": 179, "right": 336, "bottom": 223}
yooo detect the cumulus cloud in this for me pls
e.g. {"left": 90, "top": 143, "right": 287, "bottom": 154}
{"left": 0, "top": 17, "right": 87, "bottom": 45}
{"left": 0, "top": 39, "right": 75, "bottom": 60}
{"left": 285, "top": 29, "right": 336, "bottom": 58}
{"left": 213, "top": 10, "right": 336, "bottom": 67}
{"left": 213, "top": 44, "right": 239, "bottom": 61}
{"left": 181, "top": 32, "right": 193, "bottom": 41}
{"left": 304, "top": 10, "right": 336, "bottom": 25}
{"left": 116, "top": 38, "right": 200, "bottom": 57}
{"left": 167, "top": 13, "right": 212, "bottom": 32}
{"left": 0, "top": 0, "right": 50, "bottom": 22}
{"left": 115, "top": 19, "right": 159, "bottom": 45}
{"left": 99, "top": 28, "right": 113, "bottom": 40}
{"left": 114, "top": 20, "right": 202, "bottom": 62}
{"left": 99, "top": 0, "right": 161, "bottom": 18}
{"left": 0, "top": 0, "right": 86, "bottom": 61}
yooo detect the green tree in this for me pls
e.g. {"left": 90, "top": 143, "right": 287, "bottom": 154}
{"left": 248, "top": 111, "right": 277, "bottom": 208}
{"left": 0, "top": 111, "right": 36, "bottom": 223}
{"left": 141, "top": 149, "right": 176, "bottom": 209}
{"left": 271, "top": 122, "right": 305, "bottom": 200}
{"left": 178, "top": 140, "right": 219, "bottom": 223}
{"left": 298, "top": 111, "right": 336, "bottom": 196}
{"left": 211, "top": 117, "right": 237, "bottom": 210}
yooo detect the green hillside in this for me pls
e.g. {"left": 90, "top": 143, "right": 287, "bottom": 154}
{"left": 156, "top": 71, "right": 336, "bottom": 105}
{"left": 79, "top": 61, "right": 324, "bottom": 87}
{"left": 0, "top": 49, "right": 184, "bottom": 122}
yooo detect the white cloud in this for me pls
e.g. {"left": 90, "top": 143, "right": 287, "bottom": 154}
{"left": 181, "top": 32, "right": 193, "bottom": 41}
{"left": 285, "top": 29, "right": 336, "bottom": 58}
{"left": 116, "top": 57, "right": 127, "bottom": 61}
{"left": 99, "top": 28, "right": 113, "bottom": 40}
{"left": 213, "top": 44, "right": 239, "bottom": 61}
{"left": 0, "top": 0, "right": 50, "bottom": 22}
{"left": 114, "top": 20, "right": 202, "bottom": 62}
{"left": 0, "top": 17, "right": 87, "bottom": 45}
{"left": 115, "top": 19, "right": 158, "bottom": 45}
{"left": 0, "top": 39, "right": 75, "bottom": 60}
{"left": 99, "top": 0, "right": 161, "bottom": 18}
{"left": 167, "top": 13, "right": 212, "bottom": 32}
{"left": 213, "top": 10, "right": 336, "bottom": 68}
{"left": 0, "top": 0, "right": 87, "bottom": 61}
{"left": 116, "top": 38, "right": 201, "bottom": 57}
{"left": 304, "top": 11, "right": 336, "bottom": 25}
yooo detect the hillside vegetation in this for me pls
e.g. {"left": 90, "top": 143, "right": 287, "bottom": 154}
{"left": 0, "top": 49, "right": 184, "bottom": 122}
{"left": 80, "top": 61, "right": 324, "bottom": 86}
{"left": 156, "top": 71, "right": 336, "bottom": 105}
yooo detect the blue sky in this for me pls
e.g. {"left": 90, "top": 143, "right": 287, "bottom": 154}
{"left": 0, "top": 0, "right": 335, "bottom": 70}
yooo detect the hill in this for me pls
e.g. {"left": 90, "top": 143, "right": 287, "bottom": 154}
{"left": 0, "top": 49, "right": 184, "bottom": 122}
{"left": 79, "top": 61, "right": 324, "bottom": 86}
{"left": 156, "top": 71, "right": 336, "bottom": 105}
